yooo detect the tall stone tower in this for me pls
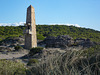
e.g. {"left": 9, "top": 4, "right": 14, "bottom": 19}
{"left": 24, "top": 5, "right": 37, "bottom": 49}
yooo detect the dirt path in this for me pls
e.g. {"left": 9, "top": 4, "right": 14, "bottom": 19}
{"left": 0, "top": 50, "right": 29, "bottom": 59}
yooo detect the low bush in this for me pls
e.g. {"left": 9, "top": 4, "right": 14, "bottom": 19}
{"left": 14, "top": 45, "right": 22, "bottom": 51}
{"left": 0, "top": 59, "right": 27, "bottom": 75}
{"left": 71, "top": 42, "right": 79, "bottom": 46}
{"left": 37, "top": 34, "right": 45, "bottom": 40}
{"left": 27, "top": 59, "right": 39, "bottom": 66}
{"left": 29, "top": 47, "right": 43, "bottom": 56}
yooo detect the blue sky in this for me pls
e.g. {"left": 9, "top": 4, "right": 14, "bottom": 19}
{"left": 0, "top": 0, "right": 100, "bottom": 31}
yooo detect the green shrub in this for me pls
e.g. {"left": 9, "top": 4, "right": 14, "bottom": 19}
{"left": 71, "top": 42, "right": 79, "bottom": 46}
{"left": 27, "top": 59, "right": 39, "bottom": 66}
{"left": 14, "top": 45, "right": 22, "bottom": 50}
{"left": 0, "top": 38, "right": 2, "bottom": 41}
{"left": 29, "top": 47, "right": 43, "bottom": 56}
{"left": 0, "top": 59, "right": 27, "bottom": 75}
{"left": 37, "top": 34, "right": 45, "bottom": 40}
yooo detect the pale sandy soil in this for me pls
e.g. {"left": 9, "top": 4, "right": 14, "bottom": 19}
{"left": 0, "top": 46, "right": 83, "bottom": 60}
{"left": 0, "top": 50, "right": 29, "bottom": 59}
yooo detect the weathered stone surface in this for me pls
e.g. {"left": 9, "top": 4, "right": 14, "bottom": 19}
{"left": 74, "top": 38, "right": 95, "bottom": 47}
{"left": 0, "top": 36, "right": 24, "bottom": 46}
{"left": 40, "top": 35, "right": 96, "bottom": 48}
{"left": 24, "top": 5, "right": 37, "bottom": 49}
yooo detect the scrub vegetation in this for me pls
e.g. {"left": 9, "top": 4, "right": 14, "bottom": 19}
{"left": 0, "top": 25, "right": 100, "bottom": 75}
{"left": 0, "top": 25, "right": 100, "bottom": 42}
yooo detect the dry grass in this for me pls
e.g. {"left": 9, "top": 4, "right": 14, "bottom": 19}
{"left": 29, "top": 49, "right": 100, "bottom": 75}
{"left": 0, "top": 46, "right": 100, "bottom": 75}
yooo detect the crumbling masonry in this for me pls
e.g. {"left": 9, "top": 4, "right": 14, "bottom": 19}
{"left": 24, "top": 5, "right": 37, "bottom": 49}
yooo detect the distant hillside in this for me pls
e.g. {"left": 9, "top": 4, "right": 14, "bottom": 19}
{"left": 0, "top": 25, "right": 100, "bottom": 42}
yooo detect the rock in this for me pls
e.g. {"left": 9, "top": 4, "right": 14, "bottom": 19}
{"left": 40, "top": 35, "right": 74, "bottom": 48}
{"left": 0, "top": 36, "right": 24, "bottom": 46}
{"left": 74, "top": 38, "right": 95, "bottom": 47}
{"left": 40, "top": 35, "right": 96, "bottom": 48}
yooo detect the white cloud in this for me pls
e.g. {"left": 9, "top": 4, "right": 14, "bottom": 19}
{"left": 0, "top": 22, "right": 80, "bottom": 27}
{"left": 0, "top": 22, "right": 25, "bottom": 26}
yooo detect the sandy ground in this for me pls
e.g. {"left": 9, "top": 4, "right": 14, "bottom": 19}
{"left": 0, "top": 50, "right": 29, "bottom": 59}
